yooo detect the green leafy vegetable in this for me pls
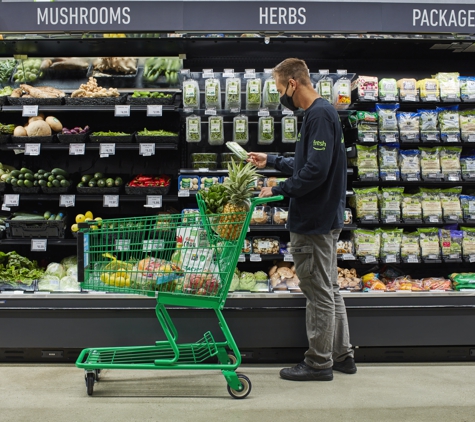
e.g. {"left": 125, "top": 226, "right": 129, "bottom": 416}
{"left": 0, "top": 251, "right": 44, "bottom": 285}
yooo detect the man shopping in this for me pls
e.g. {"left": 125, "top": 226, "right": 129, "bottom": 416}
{"left": 248, "top": 58, "right": 356, "bottom": 381}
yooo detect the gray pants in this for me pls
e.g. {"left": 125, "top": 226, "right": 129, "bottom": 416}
{"left": 290, "top": 230, "right": 353, "bottom": 370}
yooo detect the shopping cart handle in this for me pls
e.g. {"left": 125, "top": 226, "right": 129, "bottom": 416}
{"left": 250, "top": 195, "right": 284, "bottom": 206}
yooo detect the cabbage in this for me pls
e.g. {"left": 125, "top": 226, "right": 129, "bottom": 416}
{"left": 38, "top": 275, "right": 61, "bottom": 291}
{"left": 66, "top": 266, "right": 78, "bottom": 277}
{"left": 229, "top": 274, "right": 240, "bottom": 292}
{"left": 60, "top": 275, "right": 80, "bottom": 292}
{"left": 46, "top": 262, "right": 65, "bottom": 279}
{"left": 254, "top": 271, "right": 268, "bottom": 282}
{"left": 252, "top": 282, "right": 269, "bottom": 292}
{"left": 61, "top": 255, "right": 77, "bottom": 269}
{"left": 239, "top": 272, "right": 256, "bottom": 291}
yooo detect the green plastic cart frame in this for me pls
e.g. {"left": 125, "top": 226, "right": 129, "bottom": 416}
{"left": 75, "top": 193, "right": 283, "bottom": 399}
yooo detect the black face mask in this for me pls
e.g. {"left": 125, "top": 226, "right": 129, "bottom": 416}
{"left": 280, "top": 81, "right": 298, "bottom": 111}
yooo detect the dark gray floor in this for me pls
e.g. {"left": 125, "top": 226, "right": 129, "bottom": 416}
{"left": 1, "top": 363, "right": 474, "bottom": 422}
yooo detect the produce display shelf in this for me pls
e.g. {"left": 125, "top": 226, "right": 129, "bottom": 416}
{"left": 357, "top": 221, "right": 475, "bottom": 228}
{"left": 179, "top": 168, "right": 354, "bottom": 176}
{"left": 248, "top": 225, "right": 288, "bottom": 231}
{"left": 0, "top": 238, "right": 77, "bottom": 246}
{"left": 352, "top": 101, "right": 475, "bottom": 108}
{"left": 0, "top": 194, "right": 179, "bottom": 203}
{"left": 352, "top": 180, "right": 474, "bottom": 187}
{"left": 0, "top": 143, "right": 178, "bottom": 151}
{"left": 0, "top": 105, "right": 177, "bottom": 113}
{"left": 357, "top": 141, "right": 467, "bottom": 148}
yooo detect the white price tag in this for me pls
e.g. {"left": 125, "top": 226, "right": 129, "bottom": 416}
{"left": 25, "top": 143, "right": 41, "bottom": 156}
{"left": 238, "top": 254, "right": 246, "bottom": 262}
{"left": 31, "top": 239, "right": 47, "bottom": 252}
{"left": 205, "top": 108, "right": 217, "bottom": 116}
{"left": 426, "top": 95, "right": 437, "bottom": 101}
{"left": 337, "top": 69, "right": 348, "bottom": 75}
{"left": 22, "top": 105, "right": 38, "bottom": 117}
{"left": 258, "top": 108, "right": 270, "bottom": 117}
{"left": 447, "top": 135, "right": 458, "bottom": 143}
{"left": 1, "top": 205, "right": 10, "bottom": 211}
{"left": 405, "top": 95, "right": 416, "bottom": 102}
{"left": 184, "top": 107, "right": 193, "bottom": 113}
{"left": 282, "top": 108, "right": 294, "bottom": 115}
{"left": 230, "top": 108, "right": 240, "bottom": 114}
{"left": 100, "top": 143, "right": 115, "bottom": 157}
{"left": 142, "top": 239, "right": 165, "bottom": 252}
{"left": 364, "top": 93, "right": 375, "bottom": 100}
{"left": 284, "top": 254, "right": 294, "bottom": 262}
{"left": 145, "top": 195, "right": 162, "bottom": 208}
{"left": 244, "top": 69, "right": 256, "bottom": 79}
{"left": 363, "top": 137, "right": 375, "bottom": 143}
{"left": 250, "top": 254, "right": 262, "bottom": 262}
{"left": 385, "top": 175, "right": 397, "bottom": 181}
{"left": 203, "top": 68, "right": 214, "bottom": 78}
{"left": 59, "top": 195, "right": 75, "bottom": 208}
{"left": 342, "top": 254, "right": 355, "bottom": 261}
{"left": 139, "top": 143, "right": 155, "bottom": 156}
{"left": 264, "top": 68, "right": 273, "bottom": 74}
{"left": 146, "top": 105, "right": 163, "bottom": 117}
{"left": 180, "top": 69, "right": 191, "bottom": 76}
{"left": 468, "top": 134, "right": 475, "bottom": 142}
{"left": 469, "top": 255, "right": 475, "bottom": 263}
{"left": 385, "top": 95, "right": 396, "bottom": 101}
{"left": 385, "top": 215, "right": 397, "bottom": 223}
{"left": 429, "top": 216, "right": 439, "bottom": 223}
{"left": 178, "top": 190, "right": 190, "bottom": 197}
{"left": 319, "top": 69, "right": 329, "bottom": 75}
{"left": 69, "top": 143, "right": 86, "bottom": 155}
{"left": 408, "top": 256, "right": 419, "bottom": 263}
{"left": 115, "top": 239, "right": 131, "bottom": 251}
{"left": 364, "top": 255, "right": 377, "bottom": 263}
{"left": 114, "top": 105, "right": 130, "bottom": 117}
{"left": 103, "top": 195, "right": 119, "bottom": 208}
{"left": 448, "top": 174, "right": 460, "bottom": 181}
{"left": 223, "top": 69, "right": 235, "bottom": 78}
{"left": 385, "top": 255, "right": 397, "bottom": 263}
{"left": 4, "top": 194, "right": 20, "bottom": 207}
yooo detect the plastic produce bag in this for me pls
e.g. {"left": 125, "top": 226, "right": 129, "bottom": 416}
{"left": 356, "top": 144, "right": 378, "bottom": 180}
{"left": 419, "top": 109, "right": 439, "bottom": 142}
{"left": 397, "top": 112, "right": 420, "bottom": 142}
{"left": 459, "top": 110, "right": 475, "bottom": 142}
{"left": 282, "top": 116, "right": 298, "bottom": 143}
{"left": 461, "top": 227, "right": 475, "bottom": 260}
{"left": 450, "top": 272, "right": 475, "bottom": 291}
{"left": 246, "top": 78, "right": 262, "bottom": 110}
{"left": 204, "top": 78, "right": 221, "bottom": 109}
{"left": 401, "top": 231, "right": 421, "bottom": 263}
{"left": 460, "top": 76, "right": 475, "bottom": 102}
{"left": 333, "top": 77, "right": 351, "bottom": 109}
{"left": 439, "top": 147, "right": 462, "bottom": 181}
{"left": 182, "top": 79, "right": 200, "bottom": 109}
{"left": 399, "top": 149, "right": 421, "bottom": 181}
{"left": 208, "top": 116, "right": 224, "bottom": 145}
{"left": 380, "top": 187, "right": 403, "bottom": 222}
{"left": 420, "top": 188, "right": 442, "bottom": 222}
{"left": 258, "top": 116, "right": 274, "bottom": 145}
{"left": 233, "top": 115, "right": 249, "bottom": 145}
{"left": 440, "top": 187, "right": 462, "bottom": 222}
{"left": 353, "top": 229, "right": 380, "bottom": 262}
{"left": 38, "top": 274, "right": 61, "bottom": 292}
{"left": 418, "top": 78, "right": 439, "bottom": 102}
{"left": 436, "top": 72, "right": 460, "bottom": 102}
{"left": 186, "top": 115, "right": 201, "bottom": 143}
{"left": 398, "top": 78, "right": 419, "bottom": 102}
{"left": 225, "top": 77, "right": 241, "bottom": 110}
{"left": 402, "top": 194, "right": 422, "bottom": 222}
{"left": 46, "top": 262, "right": 66, "bottom": 279}
{"left": 437, "top": 105, "right": 460, "bottom": 142}
{"left": 460, "top": 156, "right": 475, "bottom": 180}
{"left": 461, "top": 195, "right": 475, "bottom": 220}
{"left": 263, "top": 77, "right": 280, "bottom": 110}
{"left": 352, "top": 187, "right": 379, "bottom": 221}
{"left": 379, "top": 78, "right": 398, "bottom": 101}
{"left": 376, "top": 103, "right": 399, "bottom": 143}
{"left": 420, "top": 147, "right": 442, "bottom": 180}
{"left": 417, "top": 227, "right": 441, "bottom": 261}
{"left": 379, "top": 228, "right": 403, "bottom": 263}
{"left": 378, "top": 144, "right": 400, "bottom": 180}
{"left": 316, "top": 76, "right": 333, "bottom": 103}
{"left": 357, "top": 111, "right": 378, "bottom": 142}
{"left": 357, "top": 75, "right": 378, "bottom": 101}
{"left": 439, "top": 229, "right": 463, "bottom": 261}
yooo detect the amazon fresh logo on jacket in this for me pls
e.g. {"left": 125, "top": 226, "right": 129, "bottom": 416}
{"left": 313, "top": 140, "right": 326, "bottom": 150}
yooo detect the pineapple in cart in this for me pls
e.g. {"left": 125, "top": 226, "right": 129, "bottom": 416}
{"left": 218, "top": 159, "right": 259, "bottom": 240}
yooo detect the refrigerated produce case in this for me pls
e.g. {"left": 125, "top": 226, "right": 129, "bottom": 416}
{"left": 1, "top": 0, "right": 475, "bottom": 363}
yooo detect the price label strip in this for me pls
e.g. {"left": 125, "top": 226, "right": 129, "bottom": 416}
{"left": 284, "top": 254, "right": 294, "bottom": 262}
{"left": 103, "top": 195, "right": 119, "bottom": 208}
{"left": 59, "top": 195, "right": 75, "bottom": 208}
{"left": 3, "top": 194, "right": 20, "bottom": 208}
{"left": 31, "top": 239, "right": 47, "bottom": 252}
{"left": 144, "top": 195, "right": 162, "bottom": 208}
{"left": 178, "top": 190, "right": 190, "bottom": 197}
{"left": 22, "top": 105, "right": 38, "bottom": 117}
{"left": 114, "top": 105, "right": 131, "bottom": 117}
{"left": 139, "top": 143, "right": 155, "bottom": 156}
{"left": 250, "top": 254, "right": 262, "bottom": 262}
{"left": 69, "top": 143, "right": 86, "bottom": 156}
{"left": 146, "top": 105, "right": 163, "bottom": 117}
{"left": 100, "top": 143, "right": 115, "bottom": 158}
{"left": 25, "top": 143, "right": 41, "bottom": 156}
{"left": 238, "top": 254, "right": 246, "bottom": 262}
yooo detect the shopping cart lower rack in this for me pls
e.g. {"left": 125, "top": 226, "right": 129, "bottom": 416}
{"left": 75, "top": 194, "right": 283, "bottom": 399}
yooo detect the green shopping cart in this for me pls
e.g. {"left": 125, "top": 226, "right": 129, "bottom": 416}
{"left": 76, "top": 194, "right": 283, "bottom": 399}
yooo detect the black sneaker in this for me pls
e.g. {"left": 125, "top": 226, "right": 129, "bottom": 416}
{"left": 280, "top": 361, "right": 333, "bottom": 381}
{"left": 333, "top": 357, "right": 357, "bottom": 374}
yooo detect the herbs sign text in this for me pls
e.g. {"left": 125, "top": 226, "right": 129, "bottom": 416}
{"left": 260, "top": 7, "right": 306, "bottom": 25}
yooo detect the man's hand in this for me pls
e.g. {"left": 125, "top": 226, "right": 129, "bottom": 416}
{"left": 259, "top": 187, "right": 273, "bottom": 198}
{"left": 247, "top": 152, "right": 268, "bottom": 169}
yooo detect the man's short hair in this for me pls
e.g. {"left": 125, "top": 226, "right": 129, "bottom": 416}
{"left": 273, "top": 58, "right": 311, "bottom": 87}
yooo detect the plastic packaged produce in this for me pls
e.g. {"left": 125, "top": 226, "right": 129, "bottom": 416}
{"left": 353, "top": 229, "right": 381, "bottom": 262}
{"left": 351, "top": 187, "right": 379, "bottom": 221}
{"left": 401, "top": 231, "right": 421, "bottom": 263}
{"left": 258, "top": 116, "right": 274, "bottom": 145}
{"left": 186, "top": 115, "right": 201, "bottom": 143}
{"left": 398, "top": 78, "right": 419, "bottom": 102}
{"left": 459, "top": 76, "right": 475, "bottom": 102}
{"left": 265, "top": 177, "right": 287, "bottom": 188}
{"left": 418, "top": 78, "right": 440, "bottom": 102}
{"left": 459, "top": 110, "right": 475, "bottom": 142}
{"left": 208, "top": 115, "right": 224, "bottom": 145}
{"left": 437, "top": 106, "right": 460, "bottom": 142}
{"left": 182, "top": 79, "right": 200, "bottom": 109}
{"left": 239, "top": 272, "right": 256, "bottom": 291}
{"left": 362, "top": 273, "right": 385, "bottom": 290}
{"left": 225, "top": 78, "right": 241, "bottom": 110}
{"left": 460, "top": 156, "right": 475, "bottom": 180}
{"left": 418, "top": 109, "right": 440, "bottom": 142}
{"left": 199, "top": 177, "right": 221, "bottom": 190}
{"left": 316, "top": 76, "right": 333, "bottom": 103}
{"left": 450, "top": 272, "right": 475, "bottom": 291}
{"left": 380, "top": 187, "right": 403, "bottom": 222}
{"left": 204, "top": 78, "right": 221, "bottom": 109}
{"left": 263, "top": 77, "right": 280, "bottom": 109}
{"left": 336, "top": 240, "right": 354, "bottom": 255}
{"left": 397, "top": 112, "right": 420, "bottom": 142}
{"left": 357, "top": 111, "right": 378, "bottom": 142}
{"left": 333, "top": 77, "right": 351, "bottom": 109}
{"left": 182, "top": 209, "right": 200, "bottom": 225}
{"left": 272, "top": 207, "right": 288, "bottom": 225}
{"left": 378, "top": 144, "right": 400, "bottom": 180}
{"left": 344, "top": 208, "right": 353, "bottom": 225}
{"left": 399, "top": 149, "right": 421, "bottom": 181}
{"left": 379, "top": 78, "right": 398, "bottom": 101}
{"left": 420, "top": 147, "right": 442, "bottom": 180}
{"left": 356, "top": 144, "right": 378, "bottom": 180}
{"left": 402, "top": 194, "right": 422, "bottom": 222}
{"left": 439, "top": 229, "right": 463, "bottom": 261}
{"left": 192, "top": 153, "right": 217, "bottom": 163}
{"left": 337, "top": 267, "right": 362, "bottom": 291}
{"left": 252, "top": 237, "right": 280, "bottom": 254}
{"left": 440, "top": 187, "right": 462, "bottom": 221}
{"left": 179, "top": 176, "right": 200, "bottom": 191}
{"left": 417, "top": 227, "right": 441, "bottom": 261}
{"left": 246, "top": 78, "right": 262, "bottom": 110}
{"left": 379, "top": 228, "right": 403, "bottom": 263}
{"left": 376, "top": 103, "right": 399, "bottom": 142}
{"left": 461, "top": 227, "right": 475, "bottom": 259}
{"left": 439, "top": 147, "right": 462, "bottom": 180}
{"left": 282, "top": 116, "right": 298, "bottom": 143}
{"left": 233, "top": 115, "right": 249, "bottom": 145}
{"left": 435, "top": 72, "right": 460, "bottom": 102}
{"left": 357, "top": 75, "right": 378, "bottom": 101}
{"left": 250, "top": 206, "right": 271, "bottom": 225}
{"left": 420, "top": 188, "right": 443, "bottom": 222}
{"left": 461, "top": 195, "right": 475, "bottom": 220}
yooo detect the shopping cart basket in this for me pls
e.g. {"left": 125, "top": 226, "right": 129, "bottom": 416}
{"left": 76, "top": 194, "right": 283, "bottom": 399}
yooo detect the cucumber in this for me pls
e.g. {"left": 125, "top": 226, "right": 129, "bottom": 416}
{"left": 51, "top": 168, "right": 69, "bottom": 178}
{"left": 115, "top": 177, "right": 123, "bottom": 187}
{"left": 33, "top": 173, "right": 39, "bottom": 179}
{"left": 33, "top": 180, "right": 39, "bottom": 187}
{"left": 88, "top": 179, "right": 97, "bottom": 187}
{"left": 16, "top": 179, "right": 24, "bottom": 187}
{"left": 44, "top": 172, "right": 51, "bottom": 179}
{"left": 23, "top": 180, "right": 33, "bottom": 187}
{"left": 55, "top": 175, "right": 65, "bottom": 181}
{"left": 37, "top": 169, "right": 46, "bottom": 175}
{"left": 47, "top": 182, "right": 53, "bottom": 188}
{"left": 10, "top": 170, "right": 20, "bottom": 178}
{"left": 24, "top": 173, "right": 34, "bottom": 181}
{"left": 55, "top": 213, "right": 63, "bottom": 221}
{"left": 106, "top": 178, "right": 115, "bottom": 187}
{"left": 20, "top": 167, "right": 33, "bottom": 174}
{"left": 5, "top": 177, "right": 12, "bottom": 184}
{"left": 18, "top": 174, "right": 24, "bottom": 180}
{"left": 10, "top": 178, "right": 18, "bottom": 186}
{"left": 77, "top": 182, "right": 85, "bottom": 188}
{"left": 81, "top": 175, "right": 93, "bottom": 183}
{"left": 97, "top": 179, "right": 106, "bottom": 188}
{"left": 11, "top": 215, "right": 44, "bottom": 221}
{"left": 38, "top": 179, "right": 46, "bottom": 187}
{"left": 94, "top": 172, "right": 104, "bottom": 179}
{"left": 44, "top": 211, "right": 51, "bottom": 219}
{"left": 52, "top": 179, "right": 60, "bottom": 187}
{"left": 60, "top": 179, "right": 70, "bottom": 187}
{"left": 48, "top": 175, "right": 55, "bottom": 182}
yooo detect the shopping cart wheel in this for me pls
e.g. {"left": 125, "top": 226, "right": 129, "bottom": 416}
{"left": 86, "top": 373, "right": 95, "bottom": 396}
{"left": 227, "top": 354, "right": 237, "bottom": 365}
{"left": 227, "top": 374, "right": 251, "bottom": 399}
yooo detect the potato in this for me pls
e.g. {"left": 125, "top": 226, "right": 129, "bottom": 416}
{"left": 45, "top": 116, "right": 62, "bottom": 132}
{"left": 13, "top": 126, "right": 27, "bottom": 137}
{"left": 28, "top": 115, "right": 44, "bottom": 123}
{"left": 26, "top": 120, "right": 52, "bottom": 137}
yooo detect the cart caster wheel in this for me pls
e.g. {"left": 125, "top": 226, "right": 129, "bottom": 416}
{"left": 227, "top": 354, "right": 237, "bottom": 365}
{"left": 86, "top": 373, "right": 95, "bottom": 396}
{"left": 227, "top": 374, "right": 251, "bottom": 399}
{"left": 95, "top": 369, "right": 101, "bottom": 381}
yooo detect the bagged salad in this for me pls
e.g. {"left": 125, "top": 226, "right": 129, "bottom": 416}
{"left": 460, "top": 195, "right": 475, "bottom": 220}
{"left": 459, "top": 110, "right": 475, "bottom": 142}
{"left": 263, "top": 77, "right": 280, "bottom": 110}
{"left": 380, "top": 187, "right": 403, "bottom": 222}
{"left": 208, "top": 115, "right": 224, "bottom": 145}
{"left": 417, "top": 227, "right": 441, "bottom": 261}
{"left": 379, "top": 228, "right": 403, "bottom": 263}
{"left": 356, "top": 144, "right": 378, "bottom": 180}
{"left": 461, "top": 156, "right": 475, "bottom": 180}
{"left": 439, "top": 228, "right": 463, "bottom": 261}
{"left": 282, "top": 115, "right": 298, "bottom": 143}
{"left": 440, "top": 187, "right": 462, "bottom": 222}
{"left": 461, "top": 227, "right": 475, "bottom": 260}
{"left": 357, "top": 111, "right": 378, "bottom": 142}
{"left": 420, "top": 147, "right": 442, "bottom": 180}
{"left": 437, "top": 105, "right": 460, "bottom": 142}
{"left": 460, "top": 76, "right": 475, "bottom": 102}
{"left": 183, "top": 79, "right": 200, "bottom": 109}
{"left": 246, "top": 78, "right": 262, "bottom": 110}
{"left": 379, "top": 78, "right": 398, "bottom": 102}
{"left": 225, "top": 77, "right": 241, "bottom": 110}
{"left": 233, "top": 115, "right": 249, "bottom": 145}
{"left": 401, "top": 231, "right": 421, "bottom": 263}
{"left": 353, "top": 229, "right": 381, "bottom": 262}
{"left": 376, "top": 103, "right": 399, "bottom": 143}
{"left": 398, "top": 78, "right": 419, "bottom": 102}
{"left": 397, "top": 112, "right": 420, "bottom": 142}
{"left": 351, "top": 187, "right": 379, "bottom": 221}
{"left": 316, "top": 76, "right": 333, "bottom": 103}
{"left": 402, "top": 193, "right": 422, "bottom": 222}
{"left": 258, "top": 116, "right": 274, "bottom": 145}
{"left": 418, "top": 109, "right": 440, "bottom": 142}
{"left": 399, "top": 149, "right": 421, "bottom": 181}
{"left": 378, "top": 144, "right": 400, "bottom": 180}
{"left": 186, "top": 114, "right": 201, "bottom": 143}
{"left": 419, "top": 188, "right": 443, "bottom": 222}
{"left": 439, "top": 147, "right": 462, "bottom": 180}
{"left": 435, "top": 72, "right": 460, "bottom": 102}
{"left": 418, "top": 78, "right": 439, "bottom": 102}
